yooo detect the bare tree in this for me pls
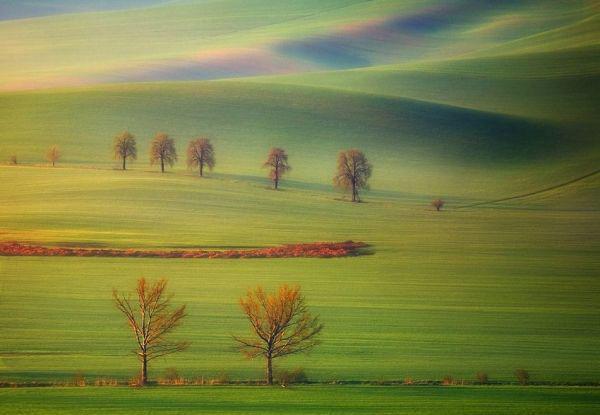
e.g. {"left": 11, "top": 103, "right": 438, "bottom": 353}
{"left": 150, "top": 133, "right": 177, "bottom": 173}
{"left": 515, "top": 368, "right": 530, "bottom": 385}
{"left": 333, "top": 149, "right": 372, "bottom": 202}
{"left": 476, "top": 372, "right": 489, "bottom": 384}
{"left": 431, "top": 199, "right": 445, "bottom": 211}
{"left": 186, "top": 138, "right": 215, "bottom": 177}
{"left": 263, "top": 148, "right": 290, "bottom": 190}
{"left": 113, "top": 131, "right": 137, "bottom": 170}
{"left": 113, "top": 278, "right": 189, "bottom": 386}
{"left": 233, "top": 285, "right": 323, "bottom": 385}
{"left": 46, "top": 145, "right": 61, "bottom": 167}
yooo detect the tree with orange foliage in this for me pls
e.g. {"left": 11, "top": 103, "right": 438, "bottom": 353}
{"left": 263, "top": 148, "right": 290, "bottom": 190}
{"left": 333, "top": 149, "right": 372, "bottom": 202}
{"left": 234, "top": 285, "right": 323, "bottom": 385}
{"left": 46, "top": 145, "right": 61, "bottom": 167}
{"left": 113, "top": 278, "right": 189, "bottom": 386}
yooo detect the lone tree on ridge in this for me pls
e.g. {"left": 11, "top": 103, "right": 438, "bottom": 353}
{"left": 431, "top": 199, "right": 445, "bottom": 211}
{"left": 333, "top": 149, "right": 372, "bottom": 202}
{"left": 263, "top": 147, "right": 290, "bottom": 190}
{"left": 233, "top": 285, "right": 323, "bottom": 385}
{"left": 113, "top": 131, "right": 137, "bottom": 170}
{"left": 46, "top": 145, "right": 61, "bottom": 167}
{"left": 113, "top": 278, "right": 189, "bottom": 386}
{"left": 186, "top": 138, "right": 215, "bottom": 177}
{"left": 150, "top": 133, "right": 177, "bottom": 173}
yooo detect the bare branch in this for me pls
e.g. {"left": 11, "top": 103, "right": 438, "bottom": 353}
{"left": 113, "top": 278, "right": 189, "bottom": 385}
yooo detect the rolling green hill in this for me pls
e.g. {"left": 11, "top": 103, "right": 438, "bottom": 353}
{"left": 256, "top": 45, "right": 600, "bottom": 123}
{"left": 1, "top": 79, "right": 596, "bottom": 199}
{"left": 2, "top": 0, "right": 597, "bottom": 199}
{"left": 0, "top": 0, "right": 599, "bottom": 406}
{"left": 0, "top": 0, "right": 596, "bottom": 90}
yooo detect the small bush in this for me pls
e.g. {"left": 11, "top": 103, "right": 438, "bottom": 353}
{"left": 191, "top": 376, "right": 205, "bottom": 385}
{"left": 94, "top": 378, "right": 118, "bottom": 386}
{"left": 431, "top": 199, "right": 445, "bottom": 211}
{"left": 72, "top": 372, "right": 86, "bottom": 387}
{"left": 9, "top": 155, "right": 17, "bottom": 165}
{"left": 277, "top": 368, "right": 308, "bottom": 386}
{"left": 129, "top": 375, "right": 143, "bottom": 387}
{"left": 515, "top": 369, "right": 530, "bottom": 385}
{"left": 403, "top": 376, "right": 413, "bottom": 385}
{"left": 209, "top": 372, "right": 229, "bottom": 385}
{"left": 160, "top": 368, "right": 185, "bottom": 385}
{"left": 476, "top": 372, "right": 489, "bottom": 384}
{"left": 441, "top": 375, "right": 454, "bottom": 386}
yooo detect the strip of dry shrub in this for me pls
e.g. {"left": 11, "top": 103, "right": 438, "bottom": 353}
{"left": 0, "top": 241, "right": 367, "bottom": 259}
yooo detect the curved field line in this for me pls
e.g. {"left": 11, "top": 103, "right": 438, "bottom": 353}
{"left": 458, "top": 168, "right": 600, "bottom": 208}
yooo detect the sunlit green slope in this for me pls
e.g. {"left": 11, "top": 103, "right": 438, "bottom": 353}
{"left": 0, "top": 0, "right": 595, "bottom": 89}
{"left": 1, "top": 79, "right": 594, "bottom": 198}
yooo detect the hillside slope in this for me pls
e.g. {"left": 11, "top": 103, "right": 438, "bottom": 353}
{"left": 253, "top": 44, "right": 600, "bottom": 124}
{"left": 0, "top": 0, "right": 595, "bottom": 90}
{"left": 1, "top": 79, "right": 594, "bottom": 198}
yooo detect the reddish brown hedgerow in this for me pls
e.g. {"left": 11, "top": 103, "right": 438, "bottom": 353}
{"left": 0, "top": 241, "right": 367, "bottom": 259}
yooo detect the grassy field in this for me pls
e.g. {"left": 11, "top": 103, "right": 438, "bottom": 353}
{"left": 1, "top": 78, "right": 597, "bottom": 199}
{"left": 0, "top": 0, "right": 595, "bottom": 89}
{"left": 1, "top": 166, "right": 598, "bottom": 383}
{"left": 1, "top": 386, "right": 600, "bottom": 414}
{"left": 1, "top": 1, "right": 599, "bottom": 413}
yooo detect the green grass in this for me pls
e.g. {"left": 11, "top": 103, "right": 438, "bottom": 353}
{"left": 1, "top": 78, "right": 597, "bottom": 199}
{"left": 254, "top": 45, "right": 600, "bottom": 123}
{"left": 1, "top": 386, "right": 600, "bottom": 414}
{"left": 1, "top": 1, "right": 599, "bottom": 412}
{"left": 1, "top": 166, "right": 598, "bottom": 383}
{"left": 0, "top": 0, "right": 596, "bottom": 90}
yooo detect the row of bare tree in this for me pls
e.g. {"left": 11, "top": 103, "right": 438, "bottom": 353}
{"left": 9, "top": 146, "right": 62, "bottom": 166}
{"left": 13, "top": 133, "right": 374, "bottom": 203}
{"left": 114, "top": 131, "right": 373, "bottom": 202}
{"left": 113, "top": 278, "right": 322, "bottom": 386}
{"left": 114, "top": 132, "right": 215, "bottom": 176}
{"left": 17, "top": 135, "right": 451, "bottom": 207}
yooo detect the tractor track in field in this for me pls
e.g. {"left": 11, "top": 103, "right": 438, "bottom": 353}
{"left": 458, "top": 168, "right": 600, "bottom": 208}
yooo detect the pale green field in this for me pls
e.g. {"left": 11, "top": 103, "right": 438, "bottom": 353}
{"left": 0, "top": 0, "right": 596, "bottom": 89}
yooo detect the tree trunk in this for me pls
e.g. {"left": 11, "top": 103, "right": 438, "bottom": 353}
{"left": 274, "top": 177, "right": 278, "bottom": 190}
{"left": 352, "top": 182, "right": 357, "bottom": 202}
{"left": 199, "top": 163, "right": 203, "bottom": 177}
{"left": 266, "top": 355, "right": 273, "bottom": 385}
{"left": 52, "top": 161, "right": 55, "bottom": 167}
{"left": 140, "top": 354, "right": 148, "bottom": 386}
{"left": 122, "top": 156, "right": 126, "bottom": 170}
{"left": 160, "top": 157, "right": 164, "bottom": 173}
